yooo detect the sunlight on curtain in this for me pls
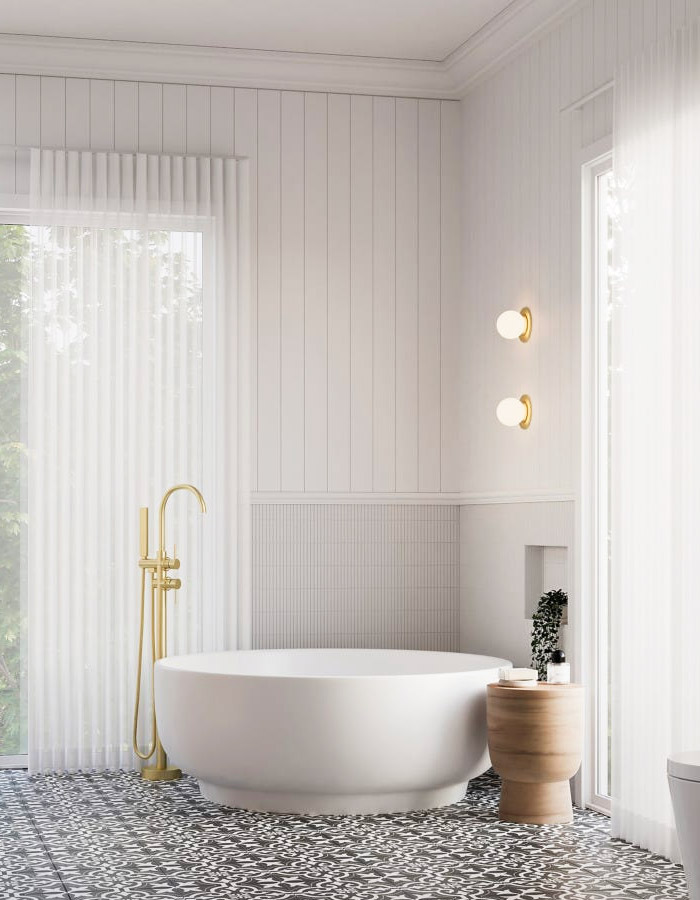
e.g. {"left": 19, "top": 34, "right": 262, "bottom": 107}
{"left": 611, "top": 22, "right": 700, "bottom": 861}
{"left": 25, "top": 150, "right": 248, "bottom": 773}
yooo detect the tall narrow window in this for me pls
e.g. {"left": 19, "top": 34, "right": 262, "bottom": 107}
{"left": 0, "top": 150, "right": 249, "bottom": 773}
{"left": 584, "top": 157, "right": 614, "bottom": 812}
{"left": 0, "top": 223, "right": 28, "bottom": 765}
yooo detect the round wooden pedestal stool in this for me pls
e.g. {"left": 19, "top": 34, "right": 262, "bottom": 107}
{"left": 487, "top": 682, "right": 584, "bottom": 824}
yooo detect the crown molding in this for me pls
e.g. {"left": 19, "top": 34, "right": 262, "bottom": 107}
{"left": 0, "top": 33, "right": 451, "bottom": 99}
{"left": 444, "top": 0, "right": 585, "bottom": 95}
{"left": 0, "top": 3, "right": 586, "bottom": 100}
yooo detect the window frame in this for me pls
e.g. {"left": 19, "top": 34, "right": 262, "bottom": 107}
{"left": 0, "top": 210, "right": 29, "bottom": 768}
{"left": 580, "top": 145, "right": 613, "bottom": 816}
{"left": 0, "top": 208, "right": 214, "bottom": 771}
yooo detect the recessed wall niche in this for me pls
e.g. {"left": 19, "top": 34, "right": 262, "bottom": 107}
{"left": 525, "top": 545, "right": 568, "bottom": 625}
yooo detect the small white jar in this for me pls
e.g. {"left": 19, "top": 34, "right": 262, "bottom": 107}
{"left": 547, "top": 650, "right": 570, "bottom": 684}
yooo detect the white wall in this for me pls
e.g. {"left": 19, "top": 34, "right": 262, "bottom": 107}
{"left": 0, "top": 76, "right": 462, "bottom": 497}
{"left": 0, "top": 69, "right": 464, "bottom": 650}
{"left": 461, "top": 0, "right": 700, "bottom": 497}
{"left": 460, "top": 501, "right": 572, "bottom": 666}
{"left": 459, "top": 0, "right": 700, "bottom": 664}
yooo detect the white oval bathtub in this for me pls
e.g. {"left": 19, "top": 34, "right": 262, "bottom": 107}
{"left": 155, "top": 648, "right": 510, "bottom": 814}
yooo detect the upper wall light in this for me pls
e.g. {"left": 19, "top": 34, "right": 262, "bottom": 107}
{"left": 496, "top": 307, "right": 532, "bottom": 342}
{"left": 496, "top": 395, "right": 532, "bottom": 429}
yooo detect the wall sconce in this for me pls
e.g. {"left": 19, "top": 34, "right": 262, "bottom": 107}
{"left": 496, "top": 394, "right": 532, "bottom": 429}
{"left": 496, "top": 307, "right": 532, "bottom": 342}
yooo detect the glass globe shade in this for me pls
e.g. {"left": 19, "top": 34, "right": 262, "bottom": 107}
{"left": 496, "top": 309, "right": 527, "bottom": 340}
{"left": 496, "top": 397, "right": 527, "bottom": 427}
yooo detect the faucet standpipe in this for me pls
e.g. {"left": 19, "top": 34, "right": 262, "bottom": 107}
{"left": 132, "top": 484, "right": 206, "bottom": 781}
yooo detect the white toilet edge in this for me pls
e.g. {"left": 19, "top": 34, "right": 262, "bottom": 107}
{"left": 668, "top": 751, "right": 700, "bottom": 782}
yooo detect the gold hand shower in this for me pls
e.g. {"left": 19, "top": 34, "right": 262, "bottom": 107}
{"left": 132, "top": 484, "right": 207, "bottom": 781}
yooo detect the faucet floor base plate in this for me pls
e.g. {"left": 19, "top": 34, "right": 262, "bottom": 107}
{"left": 141, "top": 765, "right": 182, "bottom": 782}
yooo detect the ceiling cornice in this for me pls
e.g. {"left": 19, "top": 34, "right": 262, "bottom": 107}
{"left": 0, "top": 33, "right": 449, "bottom": 99}
{"left": 444, "top": 0, "right": 585, "bottom": 94}
{"left": 0, "top": 3, "right": 586, "bottom": 100}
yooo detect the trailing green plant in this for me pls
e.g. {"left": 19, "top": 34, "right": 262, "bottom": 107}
{"left": 530, "top": 589, "right": 568, "bottom": 681}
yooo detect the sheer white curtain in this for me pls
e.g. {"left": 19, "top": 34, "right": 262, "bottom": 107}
{"left": 25, "top": 150, "right": 249, "bottom": 773}
{"left": 611, "top": 22, "right": 700, "bottom": 861}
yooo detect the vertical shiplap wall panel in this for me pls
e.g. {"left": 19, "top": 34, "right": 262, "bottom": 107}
{"left": 89, "top": 81, "right": 114, "bottom": 149}
{"left": 657, "top": 0, "right": 672, "bottom": 34}
{"left": 15, "top": 76, "right": 40, "bottom": 194}
{"left": 162, "top": 84, "right": 186, "bottom": 154}
{"left": 372, "top": 97, "right": 396, "bottom": 492}
{"left": 349, "top": 95, "right": 374, "bottom": 492}
{"left": 536, "top": 36, "right": 553, "bottom": 492}
{"left": 592, "top": 0, "right": 607, "bottom": 140}
{"left": 417, "top": 100, "right": 441, "bottom": 493}
{"left": 210, "top": 87, "right": 235, "bottom": 157}
{"left": 395, "top": 99, "right": 419, "bottom": 493}
{"left": 461, "top": 0, "right": 691, "bottom": 498}
{"left": 279, "top": 91, "right": 305, "bottom": 490}
{"left": 0, "top": 75, "right": 15, "bottom": 193}
{"left": 256, "top": 90, "right": 282, "bottom": 491}
{"left": 327, "top": 94, "right": 352, "bottom": 492}
{"left": 114, "top": 81, "right": 138, "bottom": 152}
{"left": 580, "top": 2, "right": 595, "bottom": 146}
{"left": 304, "top": 93, "right": 328, "bottom": 492}
{"left": 440, "top": 101, "right": 461, "bottom": 493}
{"left": 616, "top": 0, "right": 632, "bottom": 65}
{"left": 65, "top": 79, "right": 90, "bottom": 149}
{"left": 234, "top": 88, "right": 258, "bottom": 490}
{"left": 672, "top": 0, "right": 689, "bottom": 29}
{"left": 40, "top": 77, "right": 66, "bottom": 148}
{"left": 186, "top": 85, "right": 210, "bottom": 155}
{"left": 3, "top": 69, "right": 458, "bottom": 497}
{"left": 138, "top": 83, "right": 162, "bottom": 153}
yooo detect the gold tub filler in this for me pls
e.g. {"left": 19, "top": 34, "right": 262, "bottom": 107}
{"left": 132, "top": 484, "right": 206, "bottom": 781}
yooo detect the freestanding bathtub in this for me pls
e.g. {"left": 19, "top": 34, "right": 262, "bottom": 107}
{"left": 155, "top": 648, "right": 510, "bottom": 814}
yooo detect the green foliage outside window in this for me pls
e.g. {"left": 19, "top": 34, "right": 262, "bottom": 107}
{"left": 0, "top": 224, "right": 28, "bottom": 756}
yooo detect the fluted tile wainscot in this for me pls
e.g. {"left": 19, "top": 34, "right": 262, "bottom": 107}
{"left": 252, "top": 504, "right": 459, "bottom": 650}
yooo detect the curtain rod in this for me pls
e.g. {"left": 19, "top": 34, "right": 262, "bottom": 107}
{"left": 560, "top": 79, "right": 614, "bottom": 115}
{"left": 0, "top": 143, "right": 238, "bottom": 161}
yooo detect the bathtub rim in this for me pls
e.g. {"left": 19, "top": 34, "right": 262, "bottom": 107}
{"left": 156, "top": 648, "right": 511, "bottom": 681}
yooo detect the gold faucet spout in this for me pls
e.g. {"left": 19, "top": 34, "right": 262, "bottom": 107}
{"left": 158, "top": 483, "right": 207, "bottom": 555}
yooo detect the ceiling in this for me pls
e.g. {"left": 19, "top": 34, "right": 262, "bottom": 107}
{"left": 1, "top": 0, "right": 516, "bottom": 62}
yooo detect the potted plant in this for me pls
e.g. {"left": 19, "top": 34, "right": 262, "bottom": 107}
{"left": 530, "top": 589, "right": 568, "bottom": 681}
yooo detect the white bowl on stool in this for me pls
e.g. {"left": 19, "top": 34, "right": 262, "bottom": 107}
{"left": 668, "top": 751, "right": 700, "bottom": 899}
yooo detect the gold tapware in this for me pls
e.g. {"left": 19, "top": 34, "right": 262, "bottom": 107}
{"left": 132, "top": 484, "right": 206, "bottom": 781}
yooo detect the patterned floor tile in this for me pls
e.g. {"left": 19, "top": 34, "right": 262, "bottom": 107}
{"left": 0, "top": 770, "right": 689, "bottom": 900}
{"left": 0, "top": 773, "right": 70, "bottom": 899}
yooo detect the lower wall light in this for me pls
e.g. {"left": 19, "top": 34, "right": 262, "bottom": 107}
{"left": 496, "top": 394, "right": 532, "bottom": 429}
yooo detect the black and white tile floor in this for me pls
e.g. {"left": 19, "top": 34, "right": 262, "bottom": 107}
{"left": 0, "top": 769, "right": 689, "bottom": 900}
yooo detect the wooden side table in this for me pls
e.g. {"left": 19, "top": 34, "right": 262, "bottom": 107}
{"left": 487, "top": 682, "right": 584, "bottom": 824}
